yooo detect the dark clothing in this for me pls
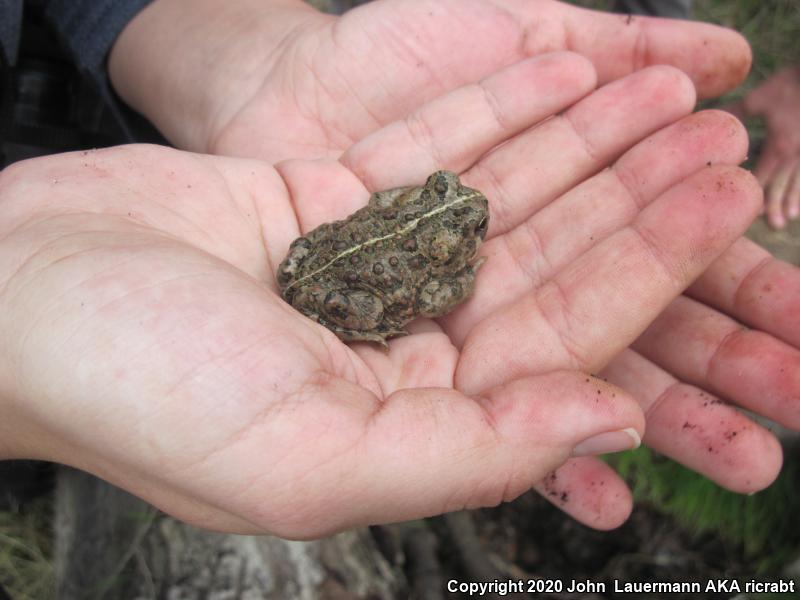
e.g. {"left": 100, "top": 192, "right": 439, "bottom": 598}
{"left": 1, "top": 0, "right": 152, "bottom": 71}
{"left": 0, "top": 0, "right": 23, "bottom": 65}
{"left": 0, "top": 0, "right": 160, "bottom": 163}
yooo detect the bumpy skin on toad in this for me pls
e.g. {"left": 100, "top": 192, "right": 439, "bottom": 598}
{"left": 277, "top": 171, "right": 489, "bottom": 347}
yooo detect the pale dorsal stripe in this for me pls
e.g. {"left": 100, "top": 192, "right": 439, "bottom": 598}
{"left": 284, "top": 191, "right": 482, "bottom": 293}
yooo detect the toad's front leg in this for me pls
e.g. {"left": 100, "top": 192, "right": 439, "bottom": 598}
{"left": 417, "top": 258, "right": 486, "bottom": 318}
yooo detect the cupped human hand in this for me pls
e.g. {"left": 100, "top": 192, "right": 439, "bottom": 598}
{"left": 741, "top": 66, "right": 800, "bottom": 229}
{"left": 109, "top": 0, "right": 752, "bottom": 161}
{"left": 337, "top": 57, "right": 796, "bottom": 529}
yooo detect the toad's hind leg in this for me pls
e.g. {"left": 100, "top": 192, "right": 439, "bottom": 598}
{"left": 333, "top": 326, "right": 409, "bottom": 350}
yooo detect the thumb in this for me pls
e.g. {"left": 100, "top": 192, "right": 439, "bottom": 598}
{"left": 314, "top": 371, "right": 644, "bottom": 535}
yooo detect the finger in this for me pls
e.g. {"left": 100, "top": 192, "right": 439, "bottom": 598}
{"left": 275, "top": 158, "right": 369, "bottom": 234}
{"left": 302, "top": 371, "right": 644, "bottom": 536}
{"left": 785, "top": 160, "right": 800, "bottom": 221}
{"left": 772, "top": 159, "right": 800, "bottom": 226}
{"left": 304, "top": 65, "right": 694, "bottom": 241}
{"left": 466, "top": 65, "right": 696, "bottom": 237}
{"left": 602, "top": 349, "right": 783, "bottom": 492}
{"left": 741, "top": 68, "right": 791, "bottom": 115}
{"left": 766, "top": 160, "right": 795, "bottom": 229}
{"left": 534, "top": 457, "right": 634, "bottom": 530}
{"left": 688, "top": 238, "right": 800, "bottom": 349}
{"left": 340, "top": 52, "right": 597, "bottom": 191}
{"left": 631, "top": 296, "right": 800, "bottom": 431}
{"left": 753, "top": 141, "right": 782, "bottom": 188}
{"left": 456, "top": 166, "right": 761, "bottom": 395}
{"left": 442, "top": 109, "right": 747, "bottom": 342}
{"left": 506, "top": 0, "right": 752, "bottom": 98}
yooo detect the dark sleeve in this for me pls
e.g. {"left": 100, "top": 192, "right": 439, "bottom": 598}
{"left": 41, "top": 0, "right": 163, "bottom": 142}
{"left": 41, "top": 0, "right": 153, "bottom": 75}
{"left": 0, "top": 0, "right": 23, "bottom": 65}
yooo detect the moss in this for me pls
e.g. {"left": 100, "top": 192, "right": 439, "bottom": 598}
{"left": 0, "top": 497, "right": 55, "bottom": 600}
{"left": 610, "top": 446, "right": 800, "bottom": 573}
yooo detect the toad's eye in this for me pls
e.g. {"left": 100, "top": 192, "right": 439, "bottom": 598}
{"left": 475, "top": 216, "right": 488, "bottom": 239}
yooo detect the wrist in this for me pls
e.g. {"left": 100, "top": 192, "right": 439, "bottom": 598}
{"left": 108, "top": 0, "right": 327, "bottom": 151}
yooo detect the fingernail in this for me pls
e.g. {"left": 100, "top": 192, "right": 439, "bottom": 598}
{"left": 572, "top": 428, "right": 641, "bottom": 457}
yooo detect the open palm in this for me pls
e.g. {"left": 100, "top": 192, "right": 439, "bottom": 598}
{"left": 0, "top": 142, "right": 643, "bottom": 537}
